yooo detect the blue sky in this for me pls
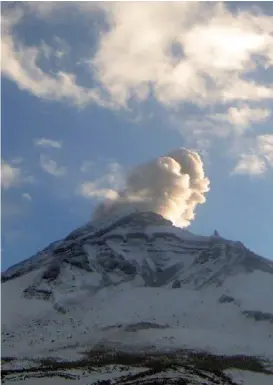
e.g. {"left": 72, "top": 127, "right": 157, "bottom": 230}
{"left": 1, "top": 2, "right": 273, "bottom": 271}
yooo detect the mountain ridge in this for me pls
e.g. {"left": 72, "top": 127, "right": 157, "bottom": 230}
{"left": 2, "top": 211, "right": 273, "bottom": 384}
{"left": 2, "top": 211, "right": 272, "bottom": 286}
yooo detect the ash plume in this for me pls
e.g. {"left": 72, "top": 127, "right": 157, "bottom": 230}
{"left": 93, "top": 148, "right": 210, "bottom": 227}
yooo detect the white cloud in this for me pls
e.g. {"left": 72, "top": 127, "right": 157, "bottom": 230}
{"left": 232, "top": 154, "right": 266, "bottom": 175}
{"left": 1, "top": 160, "right": 33, "bottom": 189}
{"left": 1, "top": 2, "right": 273, "bottom": 178}
{"left": 222, "top": 80, "right": 273, "bottom": 103}
{"left": 1, "top": 34, "right": 103, "bottom": 107}
{"left": 80, "top": 184, "right": 119, "bottom": 200}
{"left": 79, "top": 161, "right": 124, "bottom": 200}
{"left": 22, "top": 193, "right": 32, "bottom": 201}
{"left": 40, "top": 155, "right": 66, "bottom": 176}
{"left": 34, "top": 138, "right": 62, "bottom": 148}
{"left": 1, "top": 7, "right": 109, "bottom": 108}
{"left": 232, "top": 134, "right": 273, "bottom": 176}
{"left": 208, "top": 104, "right": 271, "bottom": 135}
{"left": 226, "top": 105, "right": 270, "bottom": 127}
{"left": 1, "top": 161, "right": 21, "bottom": 189}
{"left": 2, "top": 3, "right": 273, "bottom": 111}
{"left": 257, "top": 134, "right": 273, "bottom": 168}
{"left": 92, "top": 2, "right": 273, "bottom": 107}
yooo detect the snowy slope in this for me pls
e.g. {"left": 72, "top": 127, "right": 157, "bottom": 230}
{"left": 2, "top": 212, "right": 273, "bottom": 384}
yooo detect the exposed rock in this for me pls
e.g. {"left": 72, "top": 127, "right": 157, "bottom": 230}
{"left": 124, "top": 322, "right": 169, "bottom": 332}
{"left": 242, "top": 310, "right": 273, "bottom": 323}
{"left": 42, "top": 263, "right": 61, "bottom": 281}
{"left": 219, "top": 295, "right": 235, "bottom": 304}
{"left": 172, "top": 280, "right": 181, "bottom": 288}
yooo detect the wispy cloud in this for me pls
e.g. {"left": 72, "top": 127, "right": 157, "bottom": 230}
{"left": 258, "top": 134, "right": 273, "bottom": 169}
{"left": 34, "top": 138, "right": 62, "bottom": 149}
{"left": 232, "top": 134, "right": 273, "bottom": 176}
{"left": 232, "top": 154, "right": 266, "bottom": 176}
{"left": 1, "top": 160, "right": 33, "bottom": 189}
{"left": 79, "top": 161, "right": 124, "bottom": 200}
{"left": 22, "top": 193, "right": 32, "bottom": 201}
{"left": 10, "top": 157, "right": 23, "bottom": 165}
{"left": 210, "top": 105, "right": 271, "bottom": 133}
{"left": 1, "top": 161, "right": 21, "bottom": 189}
{"left": 1, "top": 6, "right": 107, "bottom": 108}
{"left": 80, "top": 161, "right": 94, "bottom": 173}
{"left": 40, "top": 155, "right": 66, "bottom": 177}
{"left": 80, "top": 184, "right": 119, "bottom": 200}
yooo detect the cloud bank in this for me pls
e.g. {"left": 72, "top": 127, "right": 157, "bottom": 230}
{"left": 1, "top": 2, "right": 272, "bottom": 178}
{"left": 2, "top": 2, "right": 273, "bottom": 110}
{"left": 93, "top": 148, "right": 210, "bottom": 227}
{"left": 92, "top": 2, "right": 273, "bottom": 108}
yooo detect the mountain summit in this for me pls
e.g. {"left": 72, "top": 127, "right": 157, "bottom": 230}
{"left": 2, "top": 212, "right": 273, "bottom": 384}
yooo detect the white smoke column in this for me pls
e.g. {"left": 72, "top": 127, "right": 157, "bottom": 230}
{"left": 93, "top": 148, "right": 210, "bottom": 227}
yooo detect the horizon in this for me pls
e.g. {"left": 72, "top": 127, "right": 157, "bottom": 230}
{"left": 2, "top": 2, "right": 273, "bottom": 271}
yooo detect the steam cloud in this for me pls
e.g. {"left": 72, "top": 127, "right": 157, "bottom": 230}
{"left": 93, "top": 148, "right": 210, "bottom": 227}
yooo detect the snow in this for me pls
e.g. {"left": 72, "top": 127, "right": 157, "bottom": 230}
{"left": 2, "top": 211, "right": 273, "bottom": 383}
{"left": 1, "top": 269, "right": 52, "bottom": 327}
{"left": 224, "top": 271, "right": 273, "bottom": 313}
{"left": 3, "top": 366, "right": 147, "bottom": 385}
{"left": 145, "top": 225, "right": 209, "bottom": 242}
{"left": 5, "top": 376, "right": 83, "bottom": 385}
{"left": 83, "top": 244, "right": 97, "bottom": 263}
{"left": 2, "top": 280, "right": 273, "bottom": 363}
{"left": 225, "top": 369, "right": 273, "bottom": 385}
{"left": 4, "top": 364, "right": 273, "bottom": 385}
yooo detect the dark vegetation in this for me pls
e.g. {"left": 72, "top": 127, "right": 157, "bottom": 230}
{"left": 2, "top": 348, "right": 272, "bottom": 384}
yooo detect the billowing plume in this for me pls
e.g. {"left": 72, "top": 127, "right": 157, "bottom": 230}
{"left": 93, "top": 148, "right": 210, "bottom": 227}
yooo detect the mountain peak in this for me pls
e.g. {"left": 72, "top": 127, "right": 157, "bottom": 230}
{"left": 2, "top": 211, "right": 273, "bottom": 383}
{"left": 100, "top": 211, "right": 173, "bottom": 229}
{"left": 213, "top": 229, "right": 220, "bottom": 237}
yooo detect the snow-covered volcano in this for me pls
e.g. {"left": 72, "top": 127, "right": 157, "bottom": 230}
{"left": 2, "top": 212, "right": 273, "bottom": 384}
